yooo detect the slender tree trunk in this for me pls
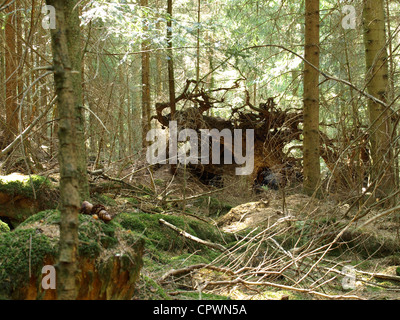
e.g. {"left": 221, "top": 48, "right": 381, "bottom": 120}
{"left": 46, "top": 0, "right": 81, "bottom": 300}
{"left": 303, "top": 0, "right": 320, "bottom": 195}
{"left": 132, "top": 64, "right": 142, "bottom": 153}
{"left": 195, "top": 0, "right": 201, "bottom": 92}
{"left": 4, "top": 0, "right": 18, "bottom": 146}
{"left": 155, "top": 0, "right": 163, "bottom": 101}
{"left": 64, "top": 0, "right": 90, "bottom": 201}
{"left": 126, "top": 71, "right": 133, "bottom": 155}
{"left": 167, "top": 0, "right": 176, "bottom": 119}
{"left": 141, "top": 0, "right": 151, "bottom": 148}
{"left": 167, "top": 0, "right": 177, "bottom": 173}
{"left": 363, "top": 0, "right": 394, "bottom": 202}
{"left": 118, "top": 67, "right": 126, "bottom": 159}
{"left": 385, "top": 1, "right": 398, "bottom": 191}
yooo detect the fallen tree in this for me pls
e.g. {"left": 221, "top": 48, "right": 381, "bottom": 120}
{"left": 152, "top": 79, "right": 373, "bottom": 194}
{"left": 153, "top": 79, "right": 303, "bottom": 188}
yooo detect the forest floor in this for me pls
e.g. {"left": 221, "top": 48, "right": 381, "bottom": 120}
{"left": 96, "top": 163, "right": 400, "bottom": 301}
{"left": 1, "top": 162, "right": 400, "bottom": 300}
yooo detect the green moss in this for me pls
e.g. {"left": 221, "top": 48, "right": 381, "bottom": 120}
{"left": 19, "top": 209, "right": 60, "bottom": 227}
{"left": 124, "top": 197, "right": 139, "bottom": 205}
{"left": 137, "top": 274, "right": 171, "bottom": 300}
{"left": 0, "top": 228, "right": 58, "bottom": 293}
{"left": 115, "top": 211, "right": 231, "bottom": 253}
{"left": 137, "top": 184, "right": 154, "bottom": 195}
{"left": 0, "top": 174, "right": 51, "bottom": 199}
{"left": 77, "top": 214, "right": 120, "bottom": 257}
{"left": 0, "top": 220, "right": 10, "bottom": 233}
{"left": 93, "top": 193, "right": 117, "bottom": 206}
{"left": 170, "top": 252, "right": 212, "bottom": 265}
{"left": 193, "top": 196, "right": 233, "bottom": 217}
{"left": 12, "top": 209, "right": 137, "bottom": 259}
{"left": 0, "top": 209, "right": 145, "bottom": 298}
{"left": 154, "top": 179, "right": 164, "bottom": 186}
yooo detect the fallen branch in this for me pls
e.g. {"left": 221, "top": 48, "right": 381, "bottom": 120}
{"left": 356, "top": 205, "right": 400, "bottom": 230}
{"left": 158, "top": 263, "right": 233, "bottom": 283}
{"left": 159, "top": 218, "right": 227, "bottom": 252}
{"left": 88, "top": 170, "right": 154, "bottom": 195}
{"left": 356, "top": 270, "right": 400, "bottom": 283}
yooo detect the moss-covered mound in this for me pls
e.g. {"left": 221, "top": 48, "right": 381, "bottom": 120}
{"left": 0, "top": 228, "right": 57, "bottom": 299}
{"left": 114, "top": 211, "right": 234, "bottom": 253}
{"left": 0, "top": 204, "right": 237, "bottom": 300}
{"left": 0, "top": 173, "right": 51, "bottom": 198}
{"left": 0, "top": 209, "right": 144, "bottom": 300}
{"left": 113, "top": 211, "right": 236, "bottom": 300}
{"left": 193, "top": 196, "right": 233, "bottom": 217}
{"left": 0, "top": 173, "right": 56, "bottom": 228}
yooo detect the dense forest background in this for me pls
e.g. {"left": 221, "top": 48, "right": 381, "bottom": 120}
{"left": 1, "top": 0, "right": 400, "bottom": 301}
{"left": 1, "top": 0, "right": 400, "bottom": 197}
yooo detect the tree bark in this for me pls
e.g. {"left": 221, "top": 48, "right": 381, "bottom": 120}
{"left": 303, "top": 0, "right": 320, "bottom": 195}
{"left": 167, "top": 0, "right": 177, "bottom": 173}
{"left": 167, "top": 0, "right": 176, "bottom": 119}
{"left": 195, "top": 0, "right": 201, "bottom": 92}
{"left": 155, "top": 0, "right": 163, "bottom": 100}
{"left": 63, "top": 0, "right": 90, "bottom": 201}
{"left": 4, "top": 0, "right": 18, "bottom": 147}
{"left": 46, "top": 0, "right": 81, "bottom": 300}
{"left": 362, "top": 0, "right": 394, "bottom": 202}
{"left": 141, "top": 0, "right": 151, "bottom": 148}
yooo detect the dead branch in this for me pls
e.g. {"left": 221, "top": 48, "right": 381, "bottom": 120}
{"left": 159, "top": 218, "right": 227, "bottom": 252}
{"left": 88, "top": 170, "right": 154, "bottom": 195}
{"left": 355, "top": 205, "right": 400, "bottom": 230}
{"left": 356, "top": 270, "right": 400, "bottom": 283}
{"left": 158, "top": 263, "right": 234, "bottom": 283}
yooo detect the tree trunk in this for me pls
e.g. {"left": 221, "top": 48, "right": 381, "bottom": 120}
{"left": 167, "top": 0, "right": 176, "bottom": 119}
{"left": 63, "top": 0, "right": 90, "bottom": 201}
{"left": 386, "top": 1, "right": 399, "bottom": 191}
{"left": 303, "top": 0, "right": 320, "bottom": 195}
{"left": 141, "top": 0, "right": 151, "bottom": 148}
{"left": 362, "top": 0, "right": 394, "bottom": 202}
{"left": 167, "top": 0, "right": 177, "bottom": 173}
{"left": 195, "top": 0, "right": 201, "bottom": 92}
{"left": 4, "top": 0, "right": 18, "bottom": 147}
{"left": 155, "top": 0, "right": 163, "bottom": 101}
{"left": 46, "top": 0, "right": 81, "bottom": 300}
